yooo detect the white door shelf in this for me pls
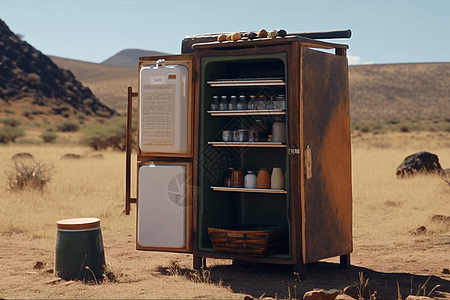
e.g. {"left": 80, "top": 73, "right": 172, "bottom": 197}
{"left": 208, "top": 142, "right": 286, "bottom": 148}
{"left": 207, "top": 78, "right": 285, "bottom": 87}
{"left": 207, "top": 110, "right": 286, "bottom": 117}
{"left": 211, "top": 186, "right": 287, "bottom": 194}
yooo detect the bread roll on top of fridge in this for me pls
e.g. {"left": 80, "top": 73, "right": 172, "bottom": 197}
{"left": 258, "top": 29, "right": 268, "bottom": 38}
{"left": 217, "top": 34, "right": 227, "bottom": 42}
{"left": 268, "top": 30, "right": 277, "bottom": 38}
{"left": 231, "top": 32, "right": 241, "bottom": 41}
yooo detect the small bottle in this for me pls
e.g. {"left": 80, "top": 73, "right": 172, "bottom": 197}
{"left": 210, "top": 95, "right": 219, "bottom": 111}
{"left": 267, "top": 95, "right": 275, "bottom": 110}
{"left": 228, "top": 95, "right": 237, "bottom": 110}
{"left": 219, "top": 95, "right": 228, "bottom": 111}
{"left": 247, "top": 95, "right": 256, "bottom": 110}
{"left": 237, "top": 95, "right": 247, "bottom": 110}
{"left": 271, "top": 167, "right": 285, "bottom": 190}
{"left": 244, "top": 171, "right": 257, "bottom": 188}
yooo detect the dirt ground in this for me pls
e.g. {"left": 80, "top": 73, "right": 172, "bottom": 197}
{"left": 2, "top": 132, "right": 450, "bottom": 299}
{"left": 1, "top": 229, "right": 450, "bottom": 299}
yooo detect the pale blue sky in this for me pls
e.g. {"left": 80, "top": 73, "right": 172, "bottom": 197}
{"left": 1, "top": 0, "right": 449, "bottom": 65}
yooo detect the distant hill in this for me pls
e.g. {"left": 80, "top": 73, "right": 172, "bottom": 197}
{"left": 349, "top": 62, "right": 450, "bottom": 121}
{"left": 101, "top": 49, "right": 169, "bottom": 68}
{"left": 49, "top": 56, "right": 137, "bottom": 113}
{"left": 50, "top": 53, "right": 450, "bottom": 120}
{"left": 0, "top": 18, "right": 117, "bottom": 121}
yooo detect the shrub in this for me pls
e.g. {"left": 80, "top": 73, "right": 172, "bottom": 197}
{"left": 76, "top": 112, "right": 87, "bottom": 120}
{"left": 0, "top": 117, "right": 22, "bottom": 127}
{"left": 40, "top": 132, "right": 58, "bottom": 143}
{"left": 0, "top": 126, "right": 25, "bottom": 143}
{"left": 84, "top": 98, "right": 94, "bottom": 105}
{"left": 386, "top": 117, "right": 400, "bottom": 125}
{"left": 27, "top": 73, "right": 41, "bottom": 81}
{"left": 360, "top": 126, "right": 371, "bottom": 133}
{"left": 56, "top": 120, "right": 79, "bottom": 132}
{"left": 32, "top": 110, "right": 43, "bottom": 115}
{"left": 62, "top": 111, "right": 71, "bottom": 118}
{"left": 85, "top": 108, "right": 93, "bottom": 116}
{"left": 81, "top": 116, "right": 135, "bottom": 151}
{"left": 96, "top": 110, "right": 111, "bottom": 118}
{"left": 22, "top": 109, "right": 33, "bottom": 118}
{"left": 5, "top": 159, "right": 54, "bottom": 192}
{"left": 400, "top": 126, "right": 410, "bottom": 132}
{"left": 4, "top": 108, "right": 15, "bottom": 114}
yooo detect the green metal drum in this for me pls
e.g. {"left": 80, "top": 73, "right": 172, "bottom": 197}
{"left": 55, "top": 218, "right": 106, "bottom": 281}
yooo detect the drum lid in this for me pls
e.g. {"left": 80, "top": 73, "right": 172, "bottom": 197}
{"left": 57, "top": 218, "right": 100, "bottom": 230}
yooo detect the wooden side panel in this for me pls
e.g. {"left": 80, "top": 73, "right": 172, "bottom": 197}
{"left": 301, "top": 47, "right": 352, "bottom": 264}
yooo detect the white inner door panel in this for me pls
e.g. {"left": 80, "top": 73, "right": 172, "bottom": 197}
{"left": 138, "top": 165, "right": 186, "bottom": 248}
{"left": 139, "top": 65, "right": 188, "bottom": 154}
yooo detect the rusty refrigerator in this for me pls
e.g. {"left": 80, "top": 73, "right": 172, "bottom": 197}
{"left": 125, "top": 34, "right": 353, "bottom": 271}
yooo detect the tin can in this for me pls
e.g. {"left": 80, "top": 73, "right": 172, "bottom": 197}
{"left": 232, "top": 169, "right": 244, "bottom": 187}
{"left": 222, "top": 130, "right": 232, "bottom": 142}
{"left": 237, "top": 129, "right": 248, "bottom": 142}
{"left": 233, "top": 130, "right": 239, "bottom": 142}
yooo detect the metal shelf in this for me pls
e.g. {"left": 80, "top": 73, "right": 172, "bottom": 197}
{"left": 207, "top": 110, "right": 286, "bottom": 116}
{"left": 208, "top": 142, "right": 286, "bottom": 148}
{"left": 207, "top": 78, "right": 285, "bottom": 87}
{"left": 211, "top": 186, "right": 287, "bottom": 194}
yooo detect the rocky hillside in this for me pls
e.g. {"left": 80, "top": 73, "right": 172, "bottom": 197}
{"left": 0, "top": 18, "right": 117, "bottom": 119}
{"left": 101, "top": 49, "right": 169, "bottom": 67}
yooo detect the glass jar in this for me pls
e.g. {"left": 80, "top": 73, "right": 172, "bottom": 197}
{"left": 274, "top": 94, "right": 286, "bottom": 110}
{"left": 237, "top": 95, "right": 247, "bottom": 110}
{"left": 223, "top": 167, "right": 234, "bottom": 187}
{"left": 228, "top": 95, "right": 237, "bottom": 110}
{"left": 248, "top": 119, "right": 268, "bottom": 142}
{"left": 219, "top": 95, "right": 228, "bottom": 111}
{"left": 247, "top": 95, "right": 256, "bottom": 110}
{"left": 256, "top": 94, "right": 267, "bottom": 110}
{"left": 210, "top": 95, "right": 219, "bottom": 111}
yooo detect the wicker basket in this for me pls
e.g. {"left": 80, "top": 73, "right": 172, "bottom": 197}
{"left": 208, "top": 225, "right": 288, "bottom": 257}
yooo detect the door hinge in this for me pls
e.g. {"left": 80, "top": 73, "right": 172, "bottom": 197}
{"left": 288, "top": 148, "right": 300, "bottom": 155}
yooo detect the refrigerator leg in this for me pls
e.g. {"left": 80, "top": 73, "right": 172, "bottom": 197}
{"left": 292, "top": 263, "right": 308, "bottom": 280}
{"left": 193, "top": 255, "right": 205, "bottom": 270}
{"left": 339, "top": 254, "right": 350, "bottom": 269}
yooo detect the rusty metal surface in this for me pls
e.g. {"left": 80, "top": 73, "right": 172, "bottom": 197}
{"left": 301, "top": 47, "right": 352, "bottom": 264}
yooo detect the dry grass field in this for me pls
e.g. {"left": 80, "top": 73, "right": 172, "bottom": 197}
{"left": 1, "top": 132, "right": 450, "bottom": 299}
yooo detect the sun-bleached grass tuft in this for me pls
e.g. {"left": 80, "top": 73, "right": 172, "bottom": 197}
{"left": 5, "top": 159, "right": 54, "bottom": 192}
